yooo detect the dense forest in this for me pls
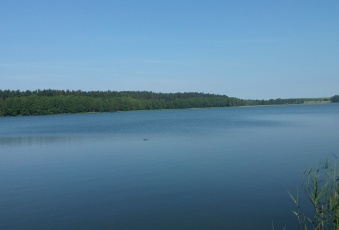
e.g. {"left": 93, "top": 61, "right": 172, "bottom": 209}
{"left": 331, "top": 95, "right": 339, "bottom": 103}
{"left": 0, "top": 89, "right": 305, "bottom": 116}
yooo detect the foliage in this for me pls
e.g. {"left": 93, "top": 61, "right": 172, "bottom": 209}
{"left": 289, "top": 157, "right": 339, "bottom": 230}
{"left": 0, "top": 89, "right": 304, "bottom": 116}
{"left": 330, "top": 96, "right": 339, "bottom": 103}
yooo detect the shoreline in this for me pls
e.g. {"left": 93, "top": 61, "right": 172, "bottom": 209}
{"left": 0, "top": 102, "right": 336, "bottom": 118}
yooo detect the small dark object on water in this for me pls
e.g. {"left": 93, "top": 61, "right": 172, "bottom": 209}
{"left": 143, "top": 138, "right": 149, "bottom": 141}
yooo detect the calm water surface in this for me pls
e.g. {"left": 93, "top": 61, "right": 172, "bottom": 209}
{"left": 1, "top": 104, "right": 339, "bottom": 229}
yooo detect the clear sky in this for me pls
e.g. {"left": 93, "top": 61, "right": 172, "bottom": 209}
{"left": 1, "top": 1, "right": 338, "bottom": 99}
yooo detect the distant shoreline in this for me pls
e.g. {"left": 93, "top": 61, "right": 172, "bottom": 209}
{"left": 1, "top": 102, "right": 337, "bottom": 118}
{"left": 0, "top": 89, "right": 336, "bottom": 117}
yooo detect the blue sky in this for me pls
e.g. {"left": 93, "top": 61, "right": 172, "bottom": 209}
{"left": 1, "top": 1, "right": 338, "bottom": 99}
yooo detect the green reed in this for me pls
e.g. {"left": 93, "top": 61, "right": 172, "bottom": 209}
{"left": 288, "top": 156, "right": 339, "bottom": 230}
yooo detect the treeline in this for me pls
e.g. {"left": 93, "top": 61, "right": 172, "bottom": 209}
{"left": 0, "top": 89, "right": 304, "bottom": 116}
{"left": 330, "top": 95, "right": 339, "bottom": 103}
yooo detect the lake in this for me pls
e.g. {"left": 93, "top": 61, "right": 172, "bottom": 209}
{"left": 1, "top": 104, "right": 339, "bottom": 229}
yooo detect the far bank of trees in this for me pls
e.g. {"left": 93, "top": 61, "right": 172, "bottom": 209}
{"left": 330, "top": 95, "right": 339, "bottom": 103}
{"left": 0, "top": 89, "right": 304, "bottom": 116}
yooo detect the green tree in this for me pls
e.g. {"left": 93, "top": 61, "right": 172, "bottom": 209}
{"left": 330, "top": 95, "right": 339, "bottom": 103}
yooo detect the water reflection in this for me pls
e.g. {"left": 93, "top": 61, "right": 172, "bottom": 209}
{"left": 0, "top": 135, "right": 86, "bottom": 147}
{"left": 0, "top": 134, "right": 140, "bottom": 147}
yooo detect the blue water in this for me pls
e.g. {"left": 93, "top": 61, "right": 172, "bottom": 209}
{"left": 1, "top": 104, "right": 339, "bottom": 229}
